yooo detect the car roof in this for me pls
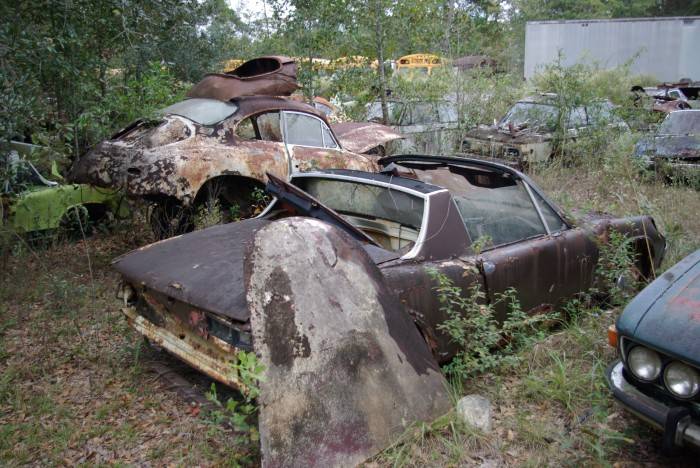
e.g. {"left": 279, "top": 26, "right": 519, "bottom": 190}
{"left": 232, "top": 95, "right": 328, "bottom": 123}
{"left": 292, "top": 168, "right": 444, "bottom": 195}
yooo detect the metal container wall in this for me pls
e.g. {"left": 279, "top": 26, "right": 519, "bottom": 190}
{"left": 524, "top": 16, "right": 700, "bottom": 81}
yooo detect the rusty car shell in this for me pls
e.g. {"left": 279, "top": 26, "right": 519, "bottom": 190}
{"left": 634, "top": 110, "right": 700, "bottom": 182}
{"left": 187, "top": 56, "right": 300, "bottom": 101}
{"left": 69, "top": 95, "right": 376, "bottom": 209}
{"left": 607, "top": 249, "right": 700, "bottom": 450}
{"left": 365, "top": 99, "right": 460, "bottom": 155}
{"left": 461, "top": 96, "right": 629, "bottom": 167}
{"left": 113, "top": 156, "right": 665, "bottom": 464}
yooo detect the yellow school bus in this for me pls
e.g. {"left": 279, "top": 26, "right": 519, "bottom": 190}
{"left": 395, "top": 54, "right": 444, "bottom": 76}
{"left": 222, "top": 59, "right": 245, "bottom": 72}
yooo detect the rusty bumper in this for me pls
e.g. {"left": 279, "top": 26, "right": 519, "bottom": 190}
{"left": 606, "top": 360, "right": 700, "bottom": 449}
{"left": 122, "top": 306, "right": 243, "bottom": 389}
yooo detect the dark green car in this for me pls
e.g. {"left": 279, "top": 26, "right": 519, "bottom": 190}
{"left": 2, "top": 142, "right": 129, "bottom": 236}
{"left": 607, "top": 249, "right": 700, "bottom": 452}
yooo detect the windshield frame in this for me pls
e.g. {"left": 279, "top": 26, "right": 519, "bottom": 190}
{"left": 498, "top": 101, "right": 559, "bottom": 132}
{"left": 279, "top": 172, "right": 433, "bottom": 260}
{"left": 159, "top": 98, "right": 239, "bottom": 126}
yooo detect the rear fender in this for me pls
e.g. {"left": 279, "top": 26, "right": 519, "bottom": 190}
{"left": 246, "top": 217, "right": 450, "bottom": 466}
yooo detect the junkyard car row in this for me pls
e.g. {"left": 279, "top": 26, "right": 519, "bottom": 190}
{"left": 461, "top": 94, "right": 629, "bottom": 168}
{"left": 113, "top": 155, "right": 665, "bottom": 463}
{"left": 8, "top": 54, "right": 697, "bottom": 463}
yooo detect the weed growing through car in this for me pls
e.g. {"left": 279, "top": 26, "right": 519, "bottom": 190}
{"left": 204, "top": 350, "right": 265, "bottom": 464}
{"left": 429, "top": 269, "right": 557, "bottom": 382}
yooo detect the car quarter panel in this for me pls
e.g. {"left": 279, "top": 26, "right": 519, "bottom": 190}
{"left": 380, "top": 257, "right": 485, "bottom": 363}
{"left": 478, "top": 228, "right": 596, "bottom": 320}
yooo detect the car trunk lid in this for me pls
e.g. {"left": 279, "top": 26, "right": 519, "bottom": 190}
{"left": 113, "top": 218, "right": 271, "bottom": 323}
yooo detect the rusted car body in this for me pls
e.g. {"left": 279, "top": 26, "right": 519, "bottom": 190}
{"left": 366, "top": 99, "right": 460, "bottom": 154}
{"left": 607, "top": 250, "right": 700, "bottom": 452}
{"left": 188, "top": 55, "right": 300, "bottom": 100}
{"left": 634, "top": 110, "right": 700, "bottom": 184}
{"left": 69, "top": 56, "right": 399, "bottom": 236}
{"left": 461, "top": 95, "right": 629, "bottom": 168}
{"left": 113, "top": 156, "right": 664, "bottom": 464}
{"left": 331, "top": 121, "right": 403, "bottom": 155}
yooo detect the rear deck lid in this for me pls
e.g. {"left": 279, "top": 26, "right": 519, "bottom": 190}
{"left": 113, "top": 218, "right": 271, "bottom": 323}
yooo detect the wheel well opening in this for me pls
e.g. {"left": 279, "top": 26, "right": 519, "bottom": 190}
{"left": 632, "top": 238, "right": 654, "bottom": 280}
{"left": 193, "top": 175, "right": 267, "bottom": 206}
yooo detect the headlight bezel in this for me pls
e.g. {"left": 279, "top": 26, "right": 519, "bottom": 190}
{"left": 621, "top": 338, "right": 700, "bottom": 402}
{"left": 663, "top": 361, "right": 700, "bottom": 400}
{"left": 627, "top": 345, "right": 663, "bottom": 382}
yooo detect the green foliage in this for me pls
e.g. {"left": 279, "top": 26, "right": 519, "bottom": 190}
{"left": 429, "top": 269, "right": 556, "bottom": 381}
{"left": 594, "top": 229, "right": 638, "bottom": 306}
{"left": 0, "top": 0, "right": 243, "bottom": 165}
{"left": 204, "top": 351, "right": 265, "bottom": 428}
{"left": 204, "top": 350, "right": 265, "bottom": 465}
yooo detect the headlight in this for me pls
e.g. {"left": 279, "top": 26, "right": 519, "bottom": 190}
{"left": 116, "top": 282, "right": 137, "bottom": 306}
{"left": 505, "top": 147, "right": 520, "bottom": 158}
{"left": 664, "top": 361, "right": 700, "bottom": 399}
{"left": 628, "top": 346, "right": 662, "bottom": 381}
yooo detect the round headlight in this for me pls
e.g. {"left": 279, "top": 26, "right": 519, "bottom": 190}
{"left": 664, "top": 361, "right": 700, "bottom": 399}
{"left": 628, "top": 346, "right": 662, "bottom": 382}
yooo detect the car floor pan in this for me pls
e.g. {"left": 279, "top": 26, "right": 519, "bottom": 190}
{"left": 246, "top": 217, "right": 451, "bottom": 467}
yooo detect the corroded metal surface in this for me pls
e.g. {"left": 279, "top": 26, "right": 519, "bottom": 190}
{"left": 113, "top": 219, "right": 270, "bottom": 322}
{"left": 69, "top": 96, "right": 374, "bottom": 207}
{"left": 122, "top": 306, "right": 243, "bottom": 388}
{"left": 246, "top": 218, "right": 450, "bottom": 467}
{"left": 188, "top": 56, "right": 299, "bottom": 100}
{"left": 331, "top": 122, "right": 404, "bottom": 155}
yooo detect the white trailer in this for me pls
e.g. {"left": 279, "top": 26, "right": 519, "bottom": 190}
{"left": 524, "top": 16, "right": 700, "bottom": 82}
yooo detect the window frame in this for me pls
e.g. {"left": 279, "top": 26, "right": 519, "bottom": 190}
{"left": 281, "top": 111, "right": 339, "bottom": 149}
{"left": 466, "top": 178, "right": 570, "bottom": 252}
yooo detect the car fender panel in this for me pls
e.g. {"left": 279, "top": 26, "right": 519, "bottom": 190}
{"left": 246, "top": 217, "right": 450, "bottom": 467}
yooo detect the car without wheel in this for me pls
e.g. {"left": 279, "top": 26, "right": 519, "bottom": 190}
{"left": 69, "top": 56, "right": 399, "bottom": 238}
{"left": 112, "top": 155, "right": 665, "bottom": 465}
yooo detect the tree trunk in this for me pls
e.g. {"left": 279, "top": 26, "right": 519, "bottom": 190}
{"left": 374, "top": 0, "right": 389, "bottom": 125}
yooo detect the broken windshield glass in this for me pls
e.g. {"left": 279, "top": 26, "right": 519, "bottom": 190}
{"left": 499, "top": 102, "right": 558, "bottom": 132}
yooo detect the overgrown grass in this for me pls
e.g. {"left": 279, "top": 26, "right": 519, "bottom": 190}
{"left": 0, "top": 220, "right": 240, "bottom": 466}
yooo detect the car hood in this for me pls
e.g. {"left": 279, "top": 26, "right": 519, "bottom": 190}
{"left": 463, "top": 126, "right": 548, "bottom": 144}
{"left": 617, "top": 249, "right": 700, "bottom": 365}
{"left": 651, "top": 134, "right": 700, "bottom": 160}
{"left": 113, "top": 218, "right": 271, "bottom": 323}
{"left": 331, "top": 122, "right": 403, "bottom": 154}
